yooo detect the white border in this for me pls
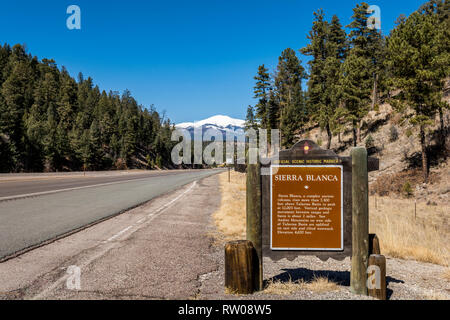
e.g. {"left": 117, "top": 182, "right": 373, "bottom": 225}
{"left": 270, "top": 165, "right": 344, "bottom": 251}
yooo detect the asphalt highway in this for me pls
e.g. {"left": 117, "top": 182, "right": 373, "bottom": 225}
{"left": 0, "top": 169, "right": 222, "bottom": 260}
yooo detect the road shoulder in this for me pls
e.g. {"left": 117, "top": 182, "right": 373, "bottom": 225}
{"left": 0, "top": 175, "right": 221, "bottom": 300}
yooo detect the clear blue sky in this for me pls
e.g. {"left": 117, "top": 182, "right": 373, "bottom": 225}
{"left": 0, "top": 0, "right": 425, "bottom": 123}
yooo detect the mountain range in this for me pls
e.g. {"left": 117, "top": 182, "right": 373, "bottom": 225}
{"left": 176, "top": 115, "right": 245, "bottom": 137}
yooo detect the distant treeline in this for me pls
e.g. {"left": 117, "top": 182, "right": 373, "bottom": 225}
{"left": 0, "top": 44, "right": 175, "bottom": 173}
{"left": 245, "top": 0, "right": 449, "bottom": 182}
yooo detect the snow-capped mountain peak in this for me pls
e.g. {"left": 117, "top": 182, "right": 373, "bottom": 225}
{"left": 176, "top": 115, "right": 245, "bottom": 138}
{"left": 176, "top": 115, "right": 245, "bottom": 130}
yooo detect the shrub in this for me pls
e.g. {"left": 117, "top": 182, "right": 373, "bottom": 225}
{"left": 365, "top": 134, "right": 375, "bottom": 149}
{"left": 156, "top": 155, "right": 162, "bottom": 168}
{"left": 317, "top": 138, "right": 323, "bottom": 146}
{"left": 389, "top": 125, "right": 399, "bottom": 142}
{"left": 406, "top": 128, "right": 413, "bottom": 138}
{"left": 402, "top": 181, "right": 414, "bottom": 198}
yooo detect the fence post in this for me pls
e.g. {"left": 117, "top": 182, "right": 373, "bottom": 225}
{"left": 225, "top": 240, "right": 256, "bottom": 294}
{"left": 368, "top": 254, "right": 387, "bottom": 300}
{"left": 350, "top": 147, "right": 369, "bottom": 295}
{"left": 369, "top": 234, "right": 381, "bottom": 255}
{"left": 246, "top": 161, "right": 263, "bottom": 291}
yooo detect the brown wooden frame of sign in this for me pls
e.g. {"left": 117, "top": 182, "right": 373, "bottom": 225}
{"left": 261, "top": 140, "right": 378, "bottom": 262}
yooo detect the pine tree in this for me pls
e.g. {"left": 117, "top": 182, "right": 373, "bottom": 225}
{"left": 88, "top": 119, "right": 103, "bottom": 169}
{"left": 301, "top": 11, "right": 347, "bottom": 149}
{"left": 245, "top": 105, "right": 258, "bottom": 131}
{"left": 253, "top": 65, "right": 271, "bottom": 128}
{"left": 26, "top": 70, "right": 59, "bottom": 170}
{"left": 338, "top": 49, "right": 372, "bottom": 146}
{"left": 327, "top": 15, "right": 348, "bottom": 62}
{"left": 58, "top": 67, "right": 77, "bottom": 131}
{"left": 0, "top": 44, "right": 11, "bottom": 86}
{"left": 338, "top": 2, "right": 378, "bottom": 146}
{"left": 274, "top": 48, "right": 307, "bottom": 148}
{"left": 387, "top": 9, "right": 449, "bottom": 182}
{"left": 281, "top": 92, "right": 308, "bottom": 147}
{"left": 301, "top": 10, "right": 328, "bottom": 118}
{"left": 348, "top": 3, "right": 386, "bottom": 112}
{"left": 419, "top": 0, "right": 450, "bottom": 147}
{"left": 266, "top": 90, "right": 280, "bottom": 135}
{"left": 323, "top": 15, "right": 348, "bottom": 148}
{"left": 43, "top": 104, "right": 60, "bottom": 170}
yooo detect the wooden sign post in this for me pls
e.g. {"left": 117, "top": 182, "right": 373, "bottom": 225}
{"left": 246, "top": 161, "right": 263, "bottom": 291}
{"left": 261, "top": 140, "right": 356, "bottom": 262}
{"left": 227, "top": 140, "right": 384, "bottom": 298}
{"left": 350, "top": 147, "right": 369, "bottom": 295}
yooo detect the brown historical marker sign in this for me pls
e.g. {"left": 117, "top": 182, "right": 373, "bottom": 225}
{"left": 270, "top": 165, "right": 343, "bottom": 251}
{"left": 261, "top": 140, "right": 378, "bottom": 261}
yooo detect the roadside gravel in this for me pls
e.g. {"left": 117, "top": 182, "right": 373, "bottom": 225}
{"left": 199, "top": 224, "right": 450, "bottom": 300}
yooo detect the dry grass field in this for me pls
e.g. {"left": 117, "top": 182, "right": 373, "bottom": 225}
{"left": 212, "top": 170, "right": 246, "bottom": 241}
{"left": 213, "top": 171, "right": 449, "bottom": 267}
{"left": 369, "top": 196, "right": 449, "bottom": 266}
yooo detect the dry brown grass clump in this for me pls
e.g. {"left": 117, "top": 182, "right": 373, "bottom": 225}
{"left": 369, "top": 196, "right": 449, "bottom": 266}
{"left": 264, "top": 276, "right": 340, "bottom": 295}
{"left": 264, "top": 278, "right": 302, "bottom": 295}
{"left": 306, "top": 276, "right": 340, "bottom": 293}
{"left": 213, "top": 171, "right": 247, "bottom": 241}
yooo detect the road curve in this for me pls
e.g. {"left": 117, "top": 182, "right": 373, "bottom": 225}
{"left": 0, "top": 169, "right": 222, "bottom": 260}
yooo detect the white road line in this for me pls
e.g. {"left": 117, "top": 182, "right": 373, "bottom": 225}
{"left": 146, "top": 180, "right": 197, "bottom": 218}
{"left": 103, "top": 181, "right": 198, "bottom": 244}
{"left": 106, "top": 226, "right": 132, "bottom": 242}
{"left": 31, "top": 180, "right": 198, "bottom": 300}
{"left": 0, "top": 176, "right": 166, "bottom": 202}
{"left": 107, "top": 180, "right": 198, "bottom": 243}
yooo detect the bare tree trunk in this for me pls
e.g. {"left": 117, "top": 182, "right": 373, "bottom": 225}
{"left": 371, "top": 73, "right": 379, "bottom": 110}
{"left": 326, "top": 123, "right": 332, "bottom": 150}
{"left": 352, "top": 124, "right": 357, "bottom": 147}
{"left": 439, "top": 108, "right": 447, "bottom": 160}
{"left": 420, "top": 125, "right": 428, "bottom": 183}
{"left": 356, "top": 124, "right": 361, "bottom": 144}
{"left": 338, "top": 132, "right": 341, "bottom": 143}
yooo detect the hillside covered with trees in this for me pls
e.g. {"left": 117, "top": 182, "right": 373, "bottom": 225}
{"left": 0, "top": 44, "right": 175, "bottom": 173}
{"left": 245, "top": 0, "right": 449, "bottom": 182}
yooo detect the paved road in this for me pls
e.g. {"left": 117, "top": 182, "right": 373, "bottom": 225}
{"left": 0, "top": 170, "right": 207, "bottom": 199}
{"left": 0, "top": 175, "right": 222, "bottom": 299}
{"left": 0, "top": 169, "right": 222, "bottom": 260}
